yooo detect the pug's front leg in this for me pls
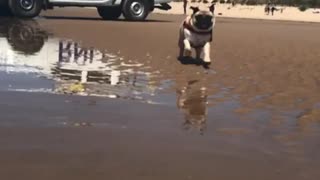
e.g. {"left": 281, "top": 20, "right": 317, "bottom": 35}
{"left": 202, "top": 42, "right": 211, "bottom": 63}
{"left": 183, "top": 39, "right": 192, "bottom": 57}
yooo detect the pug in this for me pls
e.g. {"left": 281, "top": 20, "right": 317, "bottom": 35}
{"left": 178, "top": 4, "right": 216, "bottom": 65}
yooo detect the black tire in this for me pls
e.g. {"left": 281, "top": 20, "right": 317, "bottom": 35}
{"left": 122, "top": 0, "right": 150, "bottom": 21}
{"left": 97, "top": 6, "right": 122, "bottom": 20}
{"left": 8, "top": 0, "right": 43, "bottom": 18}
{"left": 0, "top": 5, "right": 13, "bottom": 16}
{"left": 6, "top": 20, "right": 48, "bottom": 55}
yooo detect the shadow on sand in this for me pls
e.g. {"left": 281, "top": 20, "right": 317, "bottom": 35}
{"left": 41, "top": 15, "right": 173, "bottom": 23}
{"left": 177, "top": 56, "right": 211, "bottom": 69}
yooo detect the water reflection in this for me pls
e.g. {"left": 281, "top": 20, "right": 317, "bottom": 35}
{"left": 0, "top": 19, "right": 48, "bottom": 55}
{"left": 52, "top": 41, "right": 122, "bottom": 84}
{"left": 177, "top": 80, "right": 208, "bottom": 135}
{"left": 0, "top": 19, "right": 154, "bottom": 100}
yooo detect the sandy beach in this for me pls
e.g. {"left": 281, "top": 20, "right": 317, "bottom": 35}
{"left": 1, "top": 7, "right": 320, "bottom": 180}
{"left": 154, "top": 3, "right": 320, "bottom": 23}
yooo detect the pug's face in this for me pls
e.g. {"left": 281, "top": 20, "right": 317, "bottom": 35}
{"left": 190, "top": 4, "right": 215, "bottom": 30}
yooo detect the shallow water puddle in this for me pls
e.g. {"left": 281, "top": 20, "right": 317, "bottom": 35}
{"left": 0, "top": 19, "right": 163, "bottom": 103}
{"left": 0, "top": 19, "right": 235, "bottom": 134}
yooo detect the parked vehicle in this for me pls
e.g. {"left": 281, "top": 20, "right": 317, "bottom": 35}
{"left": 0, "top": 0, "right": 171, "bottom": 21}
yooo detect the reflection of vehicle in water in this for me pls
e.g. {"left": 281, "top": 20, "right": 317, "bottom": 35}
{"left": 0, "top": 19, "right": 54, "bottom": 74}
{"left": 177, "top": 80, "right": 208, "bottom": 135}
{"left": 52, "top": 41, "right": 121, "bottom": 85}
{"left": 0, "top": 19, "right": 48, "bottom": 55}
{"left": 0, "top": 19, "right": 153, "bottom": 98}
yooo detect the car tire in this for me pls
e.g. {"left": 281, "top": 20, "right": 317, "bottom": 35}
{"left": 122, "top": 0, "right": 150, "bottom": 21}
{"left": 97, "top": 6, "right": 122, "bottom": 20}
{"left": 0, "top": 5, "right": 13, "bottom": 16}
{"left": 8, "top": 0, "right": 43, "bottom": 18}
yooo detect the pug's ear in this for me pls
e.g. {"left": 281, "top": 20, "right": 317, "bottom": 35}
{"left": 209, "top": 3, "right": 215, "bottom": 13}
{"left": 190, "top": 6, "right": 200, "bottom": 14}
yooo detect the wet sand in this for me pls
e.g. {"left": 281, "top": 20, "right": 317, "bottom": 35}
{"left": 1, "top": 92, "right": 320, "bottom": 180}
{"left": 39, "top": 8, "right": 320, "bottom": 114}
{"left": 1, "top": 8, "right": 320, "bottom": 180}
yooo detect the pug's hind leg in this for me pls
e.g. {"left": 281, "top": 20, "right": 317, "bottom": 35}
{"left": 178, "top": 41, "right": 184, "bottom": 58}
{"left": 178, "top": 33, "right": 185, "bottom": 58}
{"left": 179, "top": 47, "right": 184, "bottom": 58}
{"left": 183, "top": 39, "right": 192, "bottom": 57}
{"left": 196, "top": 48, "right": 202, "bottom": 60}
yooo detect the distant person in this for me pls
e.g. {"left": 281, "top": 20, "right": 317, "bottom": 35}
{"left": 183, "top": 0, "right": 188, "bottom": 15}
{"left": 265, "top": 4, "right": 270, "bottom": 15}
{"left": 271, "top": 6, "right": 276, "bottom": 16}
{"left": 313, "top": 10, "right": 320, "bottom": 14}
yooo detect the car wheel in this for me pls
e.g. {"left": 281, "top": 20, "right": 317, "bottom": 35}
{"left": 8, "top": 0, "right": 42, "bottom": 18}
{"left": 97, "top": 6, "right": 122, "bottom": 20}
{"left": 122, "top": 0, "right": 150, "bottom": 21}
{"left": 0, "top": 5, "right": 13, "bottom": 16}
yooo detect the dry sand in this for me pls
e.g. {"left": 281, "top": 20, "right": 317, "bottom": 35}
{"left": 154, "top": 3, "right": 320, "bottom": 23}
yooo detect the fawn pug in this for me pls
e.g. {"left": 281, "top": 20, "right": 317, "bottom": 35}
{"left": 178, "top": 4, "right": 216, "bottom": 65}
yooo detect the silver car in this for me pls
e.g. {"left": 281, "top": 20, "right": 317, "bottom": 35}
{"left": 0, "top": 0, "right": 172, "bottom": 21}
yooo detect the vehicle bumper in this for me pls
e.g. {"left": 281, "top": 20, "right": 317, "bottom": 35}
{"left": 154, "top": 3, "right": 171, "bottom": 11}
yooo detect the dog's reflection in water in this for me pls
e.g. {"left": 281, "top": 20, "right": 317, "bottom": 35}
{"left": 176, "top": 80, "right": 208, "bottom": 135}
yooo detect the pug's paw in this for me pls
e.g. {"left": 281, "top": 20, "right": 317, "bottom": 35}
{"left": 184, "top": 49, "right": 192, "bottom": 57}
